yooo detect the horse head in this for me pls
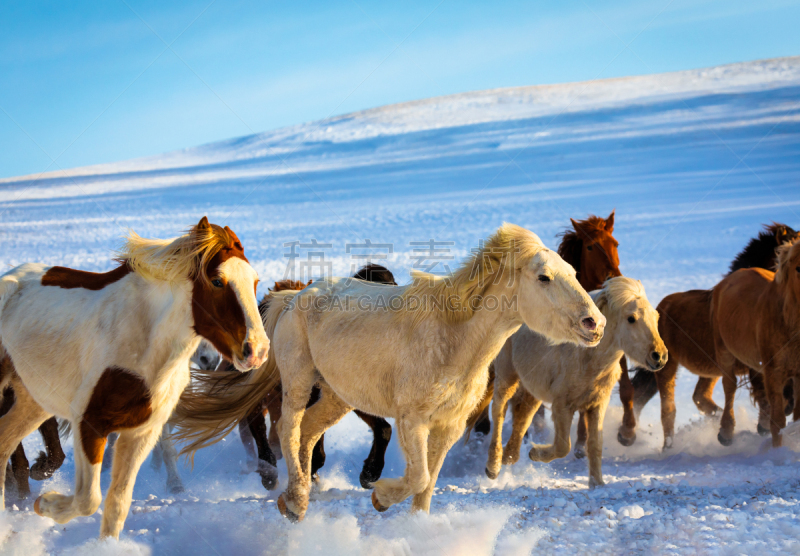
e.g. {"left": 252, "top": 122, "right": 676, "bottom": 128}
{"left": 190, "top": 217, "right": 269, "bottom": 372}
{"left": 560, "top": 210, "right": 621, "bottom": 291}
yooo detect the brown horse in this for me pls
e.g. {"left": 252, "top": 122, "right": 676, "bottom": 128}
{"left": 622, "top": 223, "right": 798, "bottom": 448}
{"left": 472, "top": 211, "right": 622, "bottom": 456}
{"left": 711, "top": 238, "right": 800, "bottom": 447}
{"left": 224, "top": 264, "right": 397, "bottom": 490}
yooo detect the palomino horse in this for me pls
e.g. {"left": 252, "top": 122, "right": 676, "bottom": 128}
{"left": 472, "top": 211, "right": 622, "bottom": 456}
{"left": 177, "top": 223, "right": 606, "bottom": 522}
{"left": 481, "top": 277, "right": 666, "bottom": 485}
{"left": 0, "top": 217, "right": 268, "bottom": 538}
{"left": 620, "top": 223, "right": 798, "bottom": 448}
{"left": 711, "top": 238, "right": 800, "bottom": 447}
{"left": 235, "top": 264, "right": 398, "bottom": 491}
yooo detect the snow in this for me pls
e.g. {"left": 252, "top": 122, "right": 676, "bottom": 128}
{"left": 2, "top": 56, "right": 800, "bottom": 554}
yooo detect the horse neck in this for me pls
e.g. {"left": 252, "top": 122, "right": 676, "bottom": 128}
{"left": 585, "top": 314, "right": 624, "bottom": 372}
{"left": 775, "top": 279, "right": 800, "bottom": 331}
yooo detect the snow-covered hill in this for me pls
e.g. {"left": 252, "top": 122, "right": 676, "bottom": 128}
{"left": 2, "top": 57, "right": 800, "bottom": 555}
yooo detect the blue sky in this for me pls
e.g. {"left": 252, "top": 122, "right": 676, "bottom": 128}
{"left": 0, "top": 0, "right": 797, "bottom": 179}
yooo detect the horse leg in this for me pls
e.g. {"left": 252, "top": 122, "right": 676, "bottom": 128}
{"left": 503, "top": 392, "right": 541, "bottom": 466}
{"left": 0, "top": 379, "right": 50, "bottom": 510}
{"left": 100, "top": 425, "right": 165, "bottom": 538}
{"left": 159, "top": 424, "right": 185, "bottom": 494}
{"left": 749, "top": 370, "right": 772, "bottom": 436}
{"left": 296, "top": 382, "right": 352, "bottom": 482}
{"left": 529, "top": 405, "right": 574, "bottom": 463}
{"left": 410, "top": 423, "right": 463, "bottom": 513}
{"left": 30, "top": 417, "right": 65, "bottom": 481}
{"left": 310, "top": 435, "right": 325, "bottom": 482}
{"left": 586, "top": 397, "right": 610, "bottom": 489}
{"left": 246, "top": 406, "right": 278, "bottom": 490}
{"left": 372, "top": 418, "right": 429, "bottom": 512}
{"left": 267, "top": 394, "right": 283, "bottom": 459}
{"left": 239, "top": 417, "right": 258, "bottom": 469}
{"left": 692, "top": 377, "right": 721, "bottom": 416}
{"left": 275, "top": 357, "right": 317, "bottom": 522}
{"left": 717, "top": 371, "right": 738, "bottom": 446}
{"left": 793, "top": 378, "right": 800, "bottom": 423}
{"left": 10, "top": 443, "right": 31, "bottom": 500}
{"left": 485, "top": 373, "right": 518, "bottom": 479}
{"left": 655, "top": 356, "right": 678, "bottom": 450}
{"left": 354, "top": 411, "right": 392, "bottom": 489}
{"left": 763, "top": 364, "right": 787, "bottom": 448}
{"left": 617, "top": 358, "right": 638, "bottom": 447}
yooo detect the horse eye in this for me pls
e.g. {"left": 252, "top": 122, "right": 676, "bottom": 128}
{"left": 538, "top": 275, "right": 551, "bottom": 283}
{"left": 211, "top": 279, "right": 224, "bottom": 288}
{"left": 627, "top": 316, "right": 636, "bottom": 323}
{"left": 586, "top": 245, "right": 593, "bottom": 251}
{"left": 796, "top": 265, "right": 800, "bottom": 273}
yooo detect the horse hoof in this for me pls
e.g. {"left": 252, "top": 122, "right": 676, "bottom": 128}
{"left": 33, "top": 496, "right": 43, "bottom": 516}
{"left": 484, "top": 467, "right": 499, "bottom": 480}
{"left": 573, "top": 446, "right": 586, "bottom": 459}
{"left": 717, "top": 432, "right": 733, "bottom": 446}
{"left": 617, "top": 431, "right": 636, "bottom": 447}
{"left": 359, "top": 471, "right": 378, "bottom": 490}
{"left": 168, "top": 484, "right": 185, "bottom": 495}
{"left": 371, "top": 490, "right": 389, "bottom": 512}
{"left": 757, "top": 423, "right": 770, "bottom": 437}
{"left": 261, "top": 473, "right": 278, "bottom": 491}
{"left": 277, "top": 494, "right": 300, "bottom": 523}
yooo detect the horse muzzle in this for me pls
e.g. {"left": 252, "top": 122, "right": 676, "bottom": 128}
{"left": 235, "top": 337, "right": 269, "bottom": 371}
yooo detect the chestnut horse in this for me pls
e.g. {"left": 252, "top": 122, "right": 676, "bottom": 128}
{"left": 0, "top": 217, "right": 268, "bottom": 539}
{"left": 472, "top": 211, "right": 622, "bottom": 456}
{"left": 711, "top": 238, "right": 800, "bottom": 447}
{"left": 621, "top": 223, "right": 798, "bottom": 448}
{"left": 235, "top": 264, "right": 397, "bottom": 490}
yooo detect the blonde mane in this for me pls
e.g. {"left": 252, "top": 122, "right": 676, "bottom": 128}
{"left": 592, "top": 276, "right": 646, "bottom": 312}
{"left": 775, "top": 237, "right": 800, "bottom": 285}
{"left": 117, "top": 220, "right": 236, "bottom": 285}
{"left": 400, "top": 223, "right": 545, "bottom": 326}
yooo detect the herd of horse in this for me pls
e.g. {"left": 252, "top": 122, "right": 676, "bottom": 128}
{"left": 0, "top": 214, "right": 799, "bottom": 538}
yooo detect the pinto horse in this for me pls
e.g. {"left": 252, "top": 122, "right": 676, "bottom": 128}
{"left": 621, "top": 223, "right": 798, "bottom": 448}
{"left": 711, "top": 238, "right": 800, "bottom": 447}
{"left": 472, "top": 211, "right": 622, "bottom": 456}
{"left": 236, "top": 264, "right": 398, "bottom": 491}
{"left": 0, "top": 217, "right": 268, "bottom": 539}
{"left": 177, "top": 223, "right": 606, "bottom": 522}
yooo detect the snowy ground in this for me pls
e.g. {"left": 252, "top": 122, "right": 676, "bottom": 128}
{"left": 2, "top": 57, "right": 800, "bottom": 555}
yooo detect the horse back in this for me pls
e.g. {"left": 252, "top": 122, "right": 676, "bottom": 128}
{"left": 657, "top": 289, "right": 718, "bottom": 376}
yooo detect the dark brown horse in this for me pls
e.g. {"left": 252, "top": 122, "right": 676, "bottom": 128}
{"left": 1, "top": 391, "right": 65, "bottom": 501}
{"left": 233, "top": 264, "right": 397, "bottom": 490}
{"left": 622, "top": 223, "right": 798, "bottom": 448}
{"left": 472, "top": 211, "right": 622, "bottom": 457}
{"left": 711, "top": 237, "right": 800, "bottom": 447}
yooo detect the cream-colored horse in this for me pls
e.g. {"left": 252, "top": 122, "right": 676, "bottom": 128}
{"left": 179, "top": 223, "right": 603, "bottom": 522}
{"left": 484, "top": 277, "right": 666, "bottom": 487}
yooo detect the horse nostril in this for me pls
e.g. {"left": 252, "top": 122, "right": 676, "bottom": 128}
{"left": 200, "top": 356, "right": 209, "bottom": 367}
{"left": 652, "top": 351, "right": 664, "bottom": 362}
{"left": 242, "top": 342, "right": 253, "bottom": 359}
{"left": 581, "top": 317, "right": 596, "bottom": 331}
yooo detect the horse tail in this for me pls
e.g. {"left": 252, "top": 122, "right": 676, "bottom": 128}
{"left": 463, "top": 363, "right": 495, "bottom": 443}
{"left": 173, "top": 289, "right": 297, "bottom": 459}
{"left": 630, "top": 366, "right": 659, "bottom": 410}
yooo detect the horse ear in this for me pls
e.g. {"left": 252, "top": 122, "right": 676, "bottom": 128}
{"left": 605, "top": 210, "right": 615, "bottom": 232}
{"left": 197, "top": 216, "right": 210, "bottom": 230}
{"left": 570, "top": 218, "right": 581, "bottom": 232}
{"left": 776, "top": 226, "right": 787, "bottom": 244}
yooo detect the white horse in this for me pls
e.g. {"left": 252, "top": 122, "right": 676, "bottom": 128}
{"left": 177, "top": 223, "right": 605, "bottom": 522}
{"left": 483, "top": 277, "right": 667, "bottom": 487}
{"left": 0, "top": 217, "right": 268, "bottom": 538}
